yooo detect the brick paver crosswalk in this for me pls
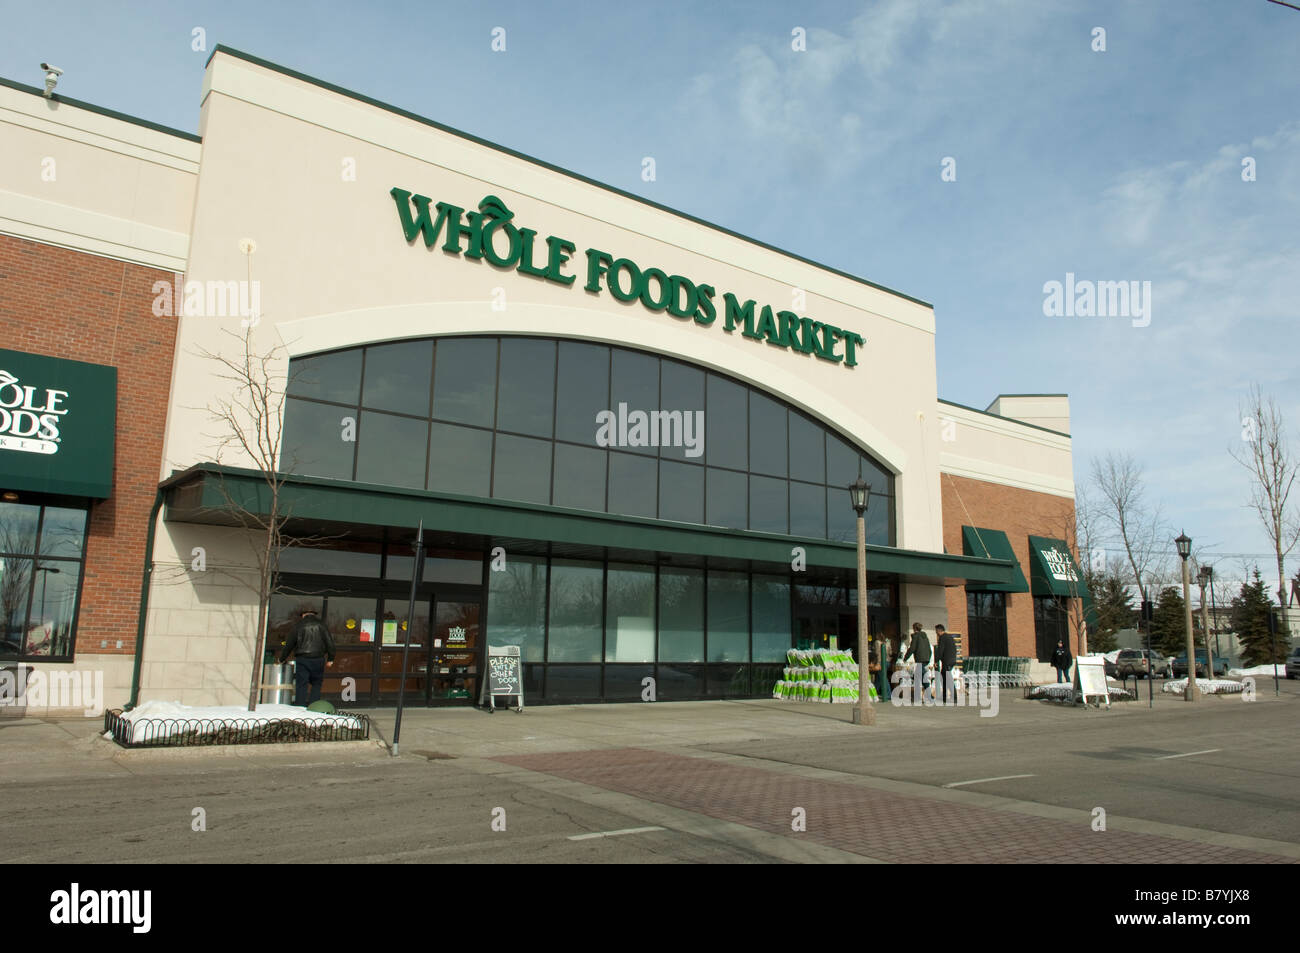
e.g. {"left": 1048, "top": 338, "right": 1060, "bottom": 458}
{"left": 495, "top": 748, "right": 1292, "bottom": 863}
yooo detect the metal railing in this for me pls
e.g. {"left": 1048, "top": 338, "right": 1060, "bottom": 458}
{"left": 103, "top": 708, "right": 371, "bottom": 748}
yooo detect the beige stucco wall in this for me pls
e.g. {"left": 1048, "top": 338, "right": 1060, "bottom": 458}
{"left": 936, "top": 401, "right": 1074, "bottom": 500}
{"left": 0, "top": 84, "right": 199, "bottom": 270}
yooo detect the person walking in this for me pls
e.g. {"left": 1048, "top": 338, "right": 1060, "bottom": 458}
{"left": 279, "top": 608, "right": 336, "bottom": 707}
{"left": 902, "top": 622, "right": 932, "bottom": 703}
{"left": 935, "top": 624, "right": 958, "bottom": 705}
{"left": 1050, "top": 639, "right": 1073, "bottom": 684}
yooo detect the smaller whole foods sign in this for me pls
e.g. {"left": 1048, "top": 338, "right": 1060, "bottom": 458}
{"left": 390, "top": 189, "right": 865, "bottom": 368}
{"left": 0, "top": 350, "right": 116, "bottom": 499}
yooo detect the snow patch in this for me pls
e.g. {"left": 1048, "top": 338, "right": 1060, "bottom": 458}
{"left": 1161, "top": 678, "right": 1244, "bottom": 695}
{"left": 1226, "top": 664, "right": 1285, "bottom": 678}
{"left": 117, "top": 700, "right": 365, "bottom": 745}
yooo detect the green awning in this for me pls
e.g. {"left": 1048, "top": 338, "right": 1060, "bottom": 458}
{"left": 961, "top": 526, "right": 1030, "bottom": 593}
{"left": 0, "top": 349, "right": 117, "bottom": 498}
{"left": 162, "top": 463, "right": 1021, "bottom": 586}
{"left": 1027, "top": 535, "right": 1084, "bottom": 597}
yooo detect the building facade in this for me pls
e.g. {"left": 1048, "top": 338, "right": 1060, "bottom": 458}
{"left": 0, "top": 49, "right": 1083, "bottom": 712}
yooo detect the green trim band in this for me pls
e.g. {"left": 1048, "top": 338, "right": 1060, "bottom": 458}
{"left": 163, "top": 463, "right": 1016, "bottom": 586}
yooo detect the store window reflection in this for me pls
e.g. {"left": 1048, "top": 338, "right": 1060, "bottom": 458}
{"left": 0, "top": 500, "right": 89, "bottom": 660}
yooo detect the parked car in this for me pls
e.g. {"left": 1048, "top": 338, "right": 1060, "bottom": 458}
{"left": 1286, "top": 646, "right": 1300, "bottom": 680}
{"left": 1105, "top": 648, "right": 1172, "bottom": 679}
{"left": 1171, "top": 652, "right": 1229, "bottom": 678}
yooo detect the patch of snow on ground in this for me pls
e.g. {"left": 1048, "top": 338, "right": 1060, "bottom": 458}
{"left": 1227, "top": 665, "right": 1285, "bottom": 678}
{"left": 1161, "top": 678, "right": 1244, "bottom": 695}
{"left": 118, "top": 700, "right": 365, "bottom": 744}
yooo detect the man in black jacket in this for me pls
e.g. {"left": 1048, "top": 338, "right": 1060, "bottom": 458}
{"left": 935, "top": 624, "right": 959, "bottom": 705}
{"left": 279, "top": 608, "right": 336, "bottom": 707}
{"left": 902, "top": 622, "right": 932, "bottom": 703}
{"left": 1050, "top": 640, "right": 1073, "bottom": 683}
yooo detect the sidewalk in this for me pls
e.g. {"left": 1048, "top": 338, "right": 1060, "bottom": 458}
{"left": 1, "top": 684, "right": 1278, "bottom": 781}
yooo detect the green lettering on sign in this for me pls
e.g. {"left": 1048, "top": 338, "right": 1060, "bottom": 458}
{"left": 391, "top": 187, "right": 866, "bottom": 369}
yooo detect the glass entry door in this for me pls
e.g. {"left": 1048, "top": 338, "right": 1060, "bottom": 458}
{"left": 377, "top": 595, "right": 432, "bottom": 703}
{"left": 429, "top": 599, "right": 481, "bottom": 704}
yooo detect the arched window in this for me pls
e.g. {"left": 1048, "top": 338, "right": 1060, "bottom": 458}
{"left": 282, "top": 336, "right": 895, "bottom": 545}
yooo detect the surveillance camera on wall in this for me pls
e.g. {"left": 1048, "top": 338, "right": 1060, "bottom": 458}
{"left": 40, "top": 63, "right": 63, "bottom": 98}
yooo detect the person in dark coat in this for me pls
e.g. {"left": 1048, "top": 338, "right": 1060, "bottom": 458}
{"left": 279, "top": 608, "right": 336, "bottom": 706}
{"left": 935, "top": 624, "right": 959, "bottom": 704}
{"left": 1050, "top": 640, "right": 1073, "bottom": 683}
{"left": 902, "top": 622, "right": 932, "bottom": 702}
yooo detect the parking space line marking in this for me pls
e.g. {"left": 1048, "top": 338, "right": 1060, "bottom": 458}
{"left": 568, "top": 826, "right": 666, "bottom": 840}
{"left": 943, "top": 774, "right": 1035, "bottom": 788}
{"left": 1155, "top": 749, "right": 1222, "bottom": 760}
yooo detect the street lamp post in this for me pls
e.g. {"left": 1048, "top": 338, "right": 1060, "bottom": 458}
{"left": 1197, "top": 565, "right": 1214, "bottom": 680}
{"left": 1208, "top": 567, "right": 1221, "bottom": 663}
{"left": 1176, "top": 533, "right": 1198, "bottom": 701}
{"left": 848, "top": 476, "right": 874, "bottom": 726}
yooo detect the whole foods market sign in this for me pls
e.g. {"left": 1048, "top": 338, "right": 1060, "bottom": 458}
{"left": 390, "top": 189, "right": 865, "bottom": 368}
{"left": 0, "top": 350, "right": 116, "bottom": 498}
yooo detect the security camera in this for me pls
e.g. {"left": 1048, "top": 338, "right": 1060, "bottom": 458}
{"left": 40, "top": 63, "right": 63, "bottom": 98}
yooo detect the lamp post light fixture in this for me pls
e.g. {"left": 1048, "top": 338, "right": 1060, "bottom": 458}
{"left": 1197, "top": 565, "right": 1215, "bottom": 680}
{"left": 1175, "top": 532, "right": 1198, "bottom": 701}
{"left": 847, "top": 476, "right": 874, "bottom": 726}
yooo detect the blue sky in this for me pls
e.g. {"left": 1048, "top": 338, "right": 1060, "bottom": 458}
{"left": 3, "top": 0, "right": 1298, "bottom": 594}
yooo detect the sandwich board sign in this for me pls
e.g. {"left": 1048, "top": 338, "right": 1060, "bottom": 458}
{"left": 481, "top": 644, "right": 524, "bottom": 713}
{"left": 1074, "top": 655, "right": 1110, "bottom": 709}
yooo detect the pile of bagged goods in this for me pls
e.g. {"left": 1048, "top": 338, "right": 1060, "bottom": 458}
{"left": 772, "top": 648, "right": 872, "bottom": 703}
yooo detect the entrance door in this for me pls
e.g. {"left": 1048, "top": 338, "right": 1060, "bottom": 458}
{"left": 429, "top": 599, "right": 481, "bottom": 704}
{"left": 377, "top": 595, "right": 432, "bottom": 704}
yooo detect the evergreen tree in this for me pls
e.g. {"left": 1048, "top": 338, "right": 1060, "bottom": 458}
{"left": 1150, "top": 586, "right": 1190, "bottom": 657}
{"left": 1085, "top": 570, "right": 1134, "bottom": 653}
{"left": 1231, "top": 570, "right": 1287, "bottom": 666}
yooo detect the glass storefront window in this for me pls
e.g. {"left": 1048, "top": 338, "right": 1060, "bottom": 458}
{"left": 552, "top": 443, "right": 607, "bottom": 511}
{"left": 788, "top": 414, "right": 825, "bottom": 484}
{"left": 287, "top": 348, "right": 362, "bottom": 405}
{"left": 605, "top": 563, "right": 654, "bottom": 662}
{"left": 362, "top": 340, "right": 432, "bottom": 415}
{"left": 37, "top": 507, "right": 87, "bottom": 559}
{"left": 658, "top": 461, "right": 703, "bottom": 524}
{"left": 749, "top": 475, "right": 788, "bottom": 535}
{"left": 355, "top": 412, "right": 428, "bottom": 489}
{"left": 609, "top": 350, "right": 658, "bottom": 456}
{"left": 282, "top": 398, "right": 359, "bottom": 481}
{"left": 492, "top": 433, "right": 553, "bottom": 505}
{"left": 705, "top": 374, "right": 747, "bottom": 470}
{"left": 0, "top": 500, "right": 89, "bottom": 661}
{"left": 547, "top": 559, "right": 603, "bottom": 662}
{"left": 277, "top": 541, "right": 381, "bottom": 577}
{"left": 433, "top": 338, "right": 497, "bottom": 427}
{"left": 789, "top": 480, "right": 827, "bottom": 538}
{"left": 428, "top": 422, "right": 492, "bottom": 496}
{"left": 485, "top": 554, "right": 546, "bottom": 662}
{"left": 496, "top": 338, "right": 556, "bottom": 438}
{"left": 748, "top": 391, "right": 788, "bottom": 478}
{"left": 707, "top": 570, "right": 748, "bottom": 662}
{"left": 659, "top": 567, "right": 703, "bottom": 662}
{"left": 752, "top": 574, "right": 792, "bottom": 661}
{"left": 607, "top": 452, "right": 657, "bottom": 519}
{"left": 555, "top": 342, "right": 609, "bottom": 446}
{"left": 659, "top": 360, "right": 704, "bottom": 462}
{"left": 705, "top": 468, "right": 746, "bottom": 530}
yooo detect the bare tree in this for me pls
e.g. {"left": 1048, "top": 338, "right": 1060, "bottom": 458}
{"left": 1229, "top": 385, "right": 1300, "bottom": 611}
{"left": 1091, "top": 453, "right": 1169, "bottom": 604}
{"left": 196, "top": 323, "right": 314, "bottom": 711}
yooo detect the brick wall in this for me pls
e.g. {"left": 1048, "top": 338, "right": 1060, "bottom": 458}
{"left": 0, "top": 233, "right": 178, "bottom": 658}
{"left": 940, "top": 472, "right": 1081, "bottom": 659}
